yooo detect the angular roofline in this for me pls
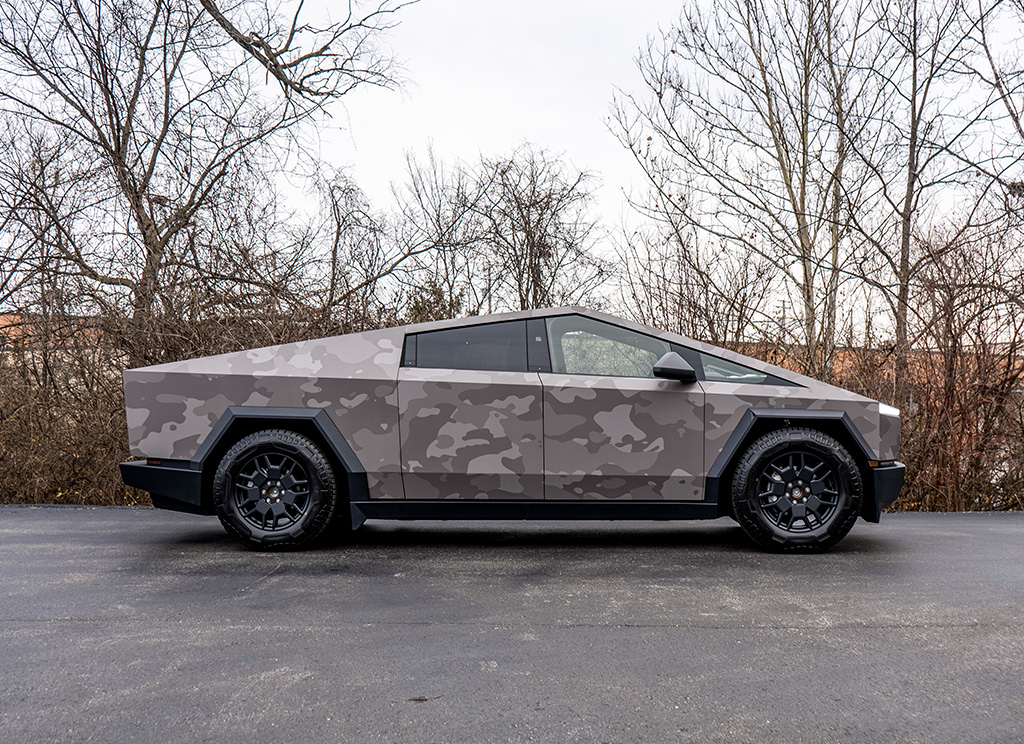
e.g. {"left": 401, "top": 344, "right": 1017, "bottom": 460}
{"left": 393, "top": 305, "right": 589, "bottom": 334}
{"left": 400, "top": 306, "right": 852, "bottom": 395}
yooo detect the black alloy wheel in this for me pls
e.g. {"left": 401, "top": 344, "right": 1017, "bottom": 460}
{"left": 731, "top": 427, "right": 863, "bottom": 551}
{"left": 234, "top": 450, "right": 311, "bottom": 531}
{"left": 213, "top": 429, "right": 338, "bottom": 550}
{"left": 755, "top": 449, "right": 840, "bottom": 533}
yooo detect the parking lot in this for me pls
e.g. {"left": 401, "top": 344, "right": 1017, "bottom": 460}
{"left": 1, "top": 507, "right": 1022, "bottom": 743}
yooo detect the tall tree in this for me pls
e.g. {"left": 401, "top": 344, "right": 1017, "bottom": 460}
{"left": 976, "top": 0, "right": 1024, "bottom": 208}
{"left": 0, "top": 0, "right": 406, "bottom": 362}
{"left": 861, "top": 0, "right": 1004, "bottom": 403}
{"left": 614, "top": 0, "right": 1006, "bottom": 387}
{"left": 614, "top": 0, "right": 889, "bottom": 378}
{"left": 474, "top": 145, "right": 606, "bottom": 312}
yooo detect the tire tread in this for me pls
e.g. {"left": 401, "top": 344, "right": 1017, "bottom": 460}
{"left": 731, "top": 427, "right": 863, "bottom": 552}
{"left": 213, "top": 429, "right": 338, "bottom": 551}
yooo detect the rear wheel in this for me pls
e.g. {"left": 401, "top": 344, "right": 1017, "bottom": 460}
{"left": 213, "top": 429, "right": 338, "bottom": 550}
{"left": 731, "top": 428, "right": 862, "bottom": 551}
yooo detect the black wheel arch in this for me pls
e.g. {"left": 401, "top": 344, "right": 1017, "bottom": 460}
{"left": 193, "top": 407, "right": 368, "bottom": 516}
{"left": 706, "top": 409, "right": 878, "bottom": 522}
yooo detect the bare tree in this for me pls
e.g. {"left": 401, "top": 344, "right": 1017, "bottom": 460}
{"left": 392, "top": 149, "right": 489, "bottom": 319}
{"left": 851, "top": 0, "right": 1015, "bottom": 404}
{"left": 394, "top": 145, "right": 609, "bottom": 318}
{"left": 617, "top": 208, "right": 774, "bottom": 348}
{"left": 163, "top": 166, "right": 402, "bottom": 344}
{"left": 613, "top": 0, "right": 1014, "bottom": 387}
{"left": 0, "top": 0, "right": 407, "bottom": 362}
{"left": 614, "top": 0, "right": 891, "bottom": 378}
{"left": 976, "top": 0, "right": 1024, "bottom": 206}
{"left": 0, "top": 124, "right": 44, "bottom": 309}
{"left": 899, "top": 223, "right": 1024, "bottom": 510}
{"left": 200, "top": 0, "right": 409, "bottom": 103}
{"left": 473, "top": 145, "right": 608, "bottom": 312}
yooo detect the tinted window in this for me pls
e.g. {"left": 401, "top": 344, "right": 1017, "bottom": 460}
{"left": 699, "top": 353, "right": 769, "bottom": 383}
{"left": 546, "top": 315, "right": 670, "bottom": 378}
{"left": 412, "top": 320, "right": 528, "bottom": 372}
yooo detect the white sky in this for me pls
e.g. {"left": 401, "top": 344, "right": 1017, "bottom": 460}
{"left": 318, "top": 0, "right": 683, "bottom": 221}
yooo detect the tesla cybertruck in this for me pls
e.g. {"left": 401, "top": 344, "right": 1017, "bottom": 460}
{"left": 120, "top": 307, "right": 904, "bottom": 551}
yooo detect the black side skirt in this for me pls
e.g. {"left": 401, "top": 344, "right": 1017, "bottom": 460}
{"left": 349, "top": 500, "right": 719, "bottom": 529}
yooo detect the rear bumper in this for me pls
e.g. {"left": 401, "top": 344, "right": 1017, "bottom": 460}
{"left": 864, "top": 461, "right": 905, "bottom": 523}
{"left": 119, "top": 460, "right": 209, "bottom": 515}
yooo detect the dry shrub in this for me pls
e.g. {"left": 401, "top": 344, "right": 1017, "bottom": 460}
{"left": 0, "top": 365, "right": 132, "bottom": 505}
{"left": 0, "top": 302, "right": 400, "bottom": 506}
{"left": 834, "top": 345, "right": 1024, "bottom": 512}
{"left": 0, "top": 315, "right": 134, "bottom": 504}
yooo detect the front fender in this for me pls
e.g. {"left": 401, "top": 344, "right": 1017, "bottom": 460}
{"left": 704, "top": 409, "right": 899, "bottom": 521}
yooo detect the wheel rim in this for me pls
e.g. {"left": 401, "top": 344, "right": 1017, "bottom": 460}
{"left": 755, "top": 450, "right": 840, "bottom": 534}
{"left": 233, "top": 451, "right": 312, "bottom": 532}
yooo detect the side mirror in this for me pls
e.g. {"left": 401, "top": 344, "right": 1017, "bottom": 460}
{"left": 653, "top": 351, "right": 697, "bottom": 384}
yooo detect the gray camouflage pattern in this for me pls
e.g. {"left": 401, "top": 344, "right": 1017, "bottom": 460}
{"left": 124, "top": 328, "right": 407, "bottom": 498}
{"left": 123, "top": 307, "right": 900, "bottom": 501}
{"left": 540, "top": 373, "right": 704, "bottom": 500}
{"left": 399, "top": 368, "right": 543, "bottom": 500}
{"left": 879, "top": 411, "right": 900, "bottom": 461}
{"left": 702, "top": 385, "right": 883, "bottom": 473}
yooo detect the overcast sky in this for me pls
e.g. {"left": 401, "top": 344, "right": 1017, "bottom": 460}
{"left": 321, "top": 0, "right": 683, "bottom": 221}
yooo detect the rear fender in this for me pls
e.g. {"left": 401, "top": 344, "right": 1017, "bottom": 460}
{"left": 124, "top": 407, "right": 368, "bottom": 516}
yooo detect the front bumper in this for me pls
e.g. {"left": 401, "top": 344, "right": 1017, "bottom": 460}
{"left": 119, "top": 460, "right": 209, "bottom": 515}
{"left": 864, "top": 461, "right": 905, "bottom": 523}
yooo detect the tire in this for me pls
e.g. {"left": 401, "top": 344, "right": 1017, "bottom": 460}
{"left": 213, "top": 429, "right": 338, "bottom": 550}
{"left": 731, "top": 427, "right": 863, "bottom": 552}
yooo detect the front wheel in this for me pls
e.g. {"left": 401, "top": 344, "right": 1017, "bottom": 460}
{"left": 213, "top": 429, "right": 338, "bottom": 550}
{"left": 731, "top": 428, "right": 863, "bottom": 552}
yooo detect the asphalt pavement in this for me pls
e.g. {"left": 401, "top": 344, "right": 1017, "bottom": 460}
{"left": 1, "top": 507, "right": 1022, "bottom": 743}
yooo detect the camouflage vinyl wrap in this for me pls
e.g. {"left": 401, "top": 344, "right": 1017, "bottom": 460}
{"left": 124, "top": 306, "right": 897, "bottom": 502}
{"left": 123, "top": 328, "right": 406, "bottom": 499}
{"left": 702, "top": 384, "right": 885, "bottom": 472}
{"left": 398, "top": 368, "right": 543, "bottom": 500}
{"left": 540, "top": 373, "right": 704, "bottom": 500}
{"left": 879, "top": 412, "right": 901, "bottom": 461}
